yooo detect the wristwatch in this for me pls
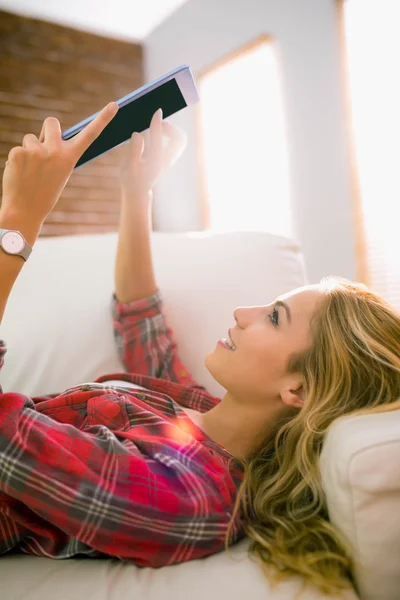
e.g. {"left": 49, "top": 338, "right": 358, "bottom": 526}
{"left": 0, "top": 228, "right": 33, "bottom": 261}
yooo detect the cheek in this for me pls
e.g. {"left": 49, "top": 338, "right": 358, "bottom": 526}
{"left": 248, "top": 334, "right": 285, "bottom": 358}
{"left": 239, "top": 338, "right": 288, "bottom": 377}
{"left": 205, "top": 337, "right": 290, "bottom": 398}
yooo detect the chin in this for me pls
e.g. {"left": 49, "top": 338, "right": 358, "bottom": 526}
{"left": 204, "top": 348, "right": 230, "bottom": 389}
{"left": 205, "top": 347, "right": 218, "bottom": 371}
{"left": 204, "top": 349, "right": 214, "bottom": 372}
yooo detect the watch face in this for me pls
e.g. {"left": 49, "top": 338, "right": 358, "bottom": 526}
{"left": 2, "top": 231, "right": 24, "bottom": 254}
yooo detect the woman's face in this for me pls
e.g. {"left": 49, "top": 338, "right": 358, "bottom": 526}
{"left": 205, "top": 284, "right": 325, "bottom": 406}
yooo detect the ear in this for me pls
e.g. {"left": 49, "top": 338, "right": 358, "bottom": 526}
{"left": 280, "top": 377, "right": 305, "bottom": 409}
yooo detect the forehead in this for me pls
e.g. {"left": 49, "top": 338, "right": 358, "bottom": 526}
{"left": 278, "top": 284, "right": 324, "bottom": 317}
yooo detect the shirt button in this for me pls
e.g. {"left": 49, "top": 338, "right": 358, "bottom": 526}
{"left": 81, "top": 385, "right": 91, "bottom": 391}
{"left": 137, "top": 393, "right": 147, "bottom": 400}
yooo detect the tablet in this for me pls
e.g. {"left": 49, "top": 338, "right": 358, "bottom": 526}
{"left": 62, "top": 64, "right": 199, "bottom": 169}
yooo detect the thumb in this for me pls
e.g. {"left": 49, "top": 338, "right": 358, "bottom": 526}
{"left": 162, "top": 121, "right": 187, "bottom": 170}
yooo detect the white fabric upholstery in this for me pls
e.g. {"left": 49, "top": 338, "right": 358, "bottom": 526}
{"left": 320, "top": 410, "right": 400, "bottom": 600}
{"left": 0, "top": 230, "right": 363, "bottom": 600}
{"left": 0, "top": 538, "right": 357, "bottom": 600}
{"left": 0, "top": 230, "right": 308, "bottom": 398}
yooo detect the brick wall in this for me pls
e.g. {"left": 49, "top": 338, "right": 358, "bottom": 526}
{"left": 0, "top": 10, "right": 144, "bottom": 236}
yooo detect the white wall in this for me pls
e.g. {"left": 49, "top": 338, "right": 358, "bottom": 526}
{"left": 144, "top": 0, "right": 356, "bottom": 284}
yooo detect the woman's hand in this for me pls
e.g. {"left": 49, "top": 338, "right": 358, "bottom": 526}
{"left": 1, "top": 102, "right": 119, "bottom": 227}
{"left": 119, "top": 108, "right": 187, "bottom": 199}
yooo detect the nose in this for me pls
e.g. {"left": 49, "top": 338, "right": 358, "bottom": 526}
{"left": 233, "top": 306, "right": 246, "bottom": 324}
{"left": 234, "top": 305, "right": 264, "bottom": 327}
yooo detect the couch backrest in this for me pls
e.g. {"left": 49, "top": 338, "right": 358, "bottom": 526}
{"left": 0, "top": 230, "right": 307, "bottom": 397}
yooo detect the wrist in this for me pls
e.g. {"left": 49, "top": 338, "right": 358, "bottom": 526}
{"left": 121, "top": 188, "right": 153, "bottom": 204}
{"left": 0, "top": 209, "right": 42, "bottom": 246}
{"left": 120, "top": 190, "right": 153, "bottom": 223}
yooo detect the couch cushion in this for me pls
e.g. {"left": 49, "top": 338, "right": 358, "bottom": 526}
{"left": 320, "top": 409, "right": 400, "bottom": 600}
{"left": 0, "top": 230, "right": 308, "bottom": 397}
{"left": 0, "top": 537, "right": 357, "bottom": 600}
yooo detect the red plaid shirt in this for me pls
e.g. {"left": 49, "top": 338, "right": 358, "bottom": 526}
{"left": 0, "top": 289, "right": 244, "bottom": 566}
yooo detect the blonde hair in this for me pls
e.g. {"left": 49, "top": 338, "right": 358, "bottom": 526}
{"left": 225, "top": 276, "right": 400, "bottom": 596}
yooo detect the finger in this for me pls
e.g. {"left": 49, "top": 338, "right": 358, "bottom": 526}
{"left": 22, "top": 133, "right": 42, "bottom": 150}
{"left": 161, "top": 120, "right": 187, "bottom": 143}
{"left": 38, "top": 117, "right": 61, "bottom": 147}
{"left": 162, "top": 121, "right": 187, "bottom": 169}
{"left": 130, "top": 132, "right": 144, "bottom": 162}
{"left": 149, "top": 108, "right": 163, "bottom": 166}
{"left": 161, "top": 121, "right": 187, "bottom": 152}
{"left": 141, "top": 129, "right": 151, "bottom": 161}
{"left": 72, "top": 102, "right": 119, "bottom": 156}
{"left": 7, "top": 146, "right": 24, "bottom": 166}
{"left": 38, "top": 120, "right": 46, "bottom": 143}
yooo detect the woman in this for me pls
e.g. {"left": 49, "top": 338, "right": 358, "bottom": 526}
{"left": 0, "top": 102, "right": 399, "bottom": 597}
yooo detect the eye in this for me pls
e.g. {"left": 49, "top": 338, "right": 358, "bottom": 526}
{"left": 268, "top": 307, "right": 279, "bottom": 327}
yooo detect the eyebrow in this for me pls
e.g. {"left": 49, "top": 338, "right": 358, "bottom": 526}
{"left": 276, "top": 300, "right": 291, "bottom": 324}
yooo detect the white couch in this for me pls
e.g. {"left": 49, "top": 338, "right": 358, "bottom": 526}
{"left": 0, "top": 230, "right": 399, "bottom": 600}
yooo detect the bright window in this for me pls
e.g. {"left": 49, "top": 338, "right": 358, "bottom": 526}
{"left": 198, "top": 38, "right": 293, "bottom": 238}
{"left": 344, "top": 0, "right": 400, "bottom": 308}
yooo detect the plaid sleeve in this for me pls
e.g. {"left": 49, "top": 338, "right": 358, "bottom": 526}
{"left": 112, "top": 288, "right": 203, "bottom": 387}
{"left": 0, "top": 393, "right": 235, "bottom": 565}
